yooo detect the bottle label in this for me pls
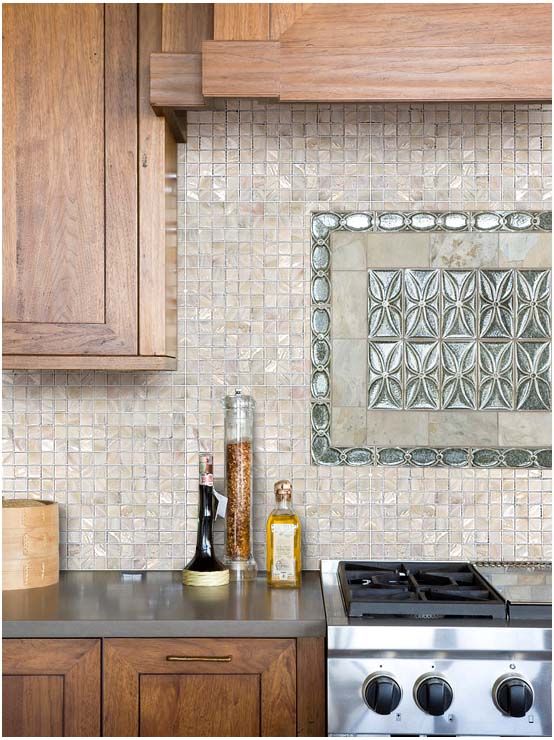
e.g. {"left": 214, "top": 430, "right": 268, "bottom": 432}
{"left": 199, "top": 454, "right": 213, "bottom": 486}
{"left": 271, "top": 523, "right": 296, "bottom": 581}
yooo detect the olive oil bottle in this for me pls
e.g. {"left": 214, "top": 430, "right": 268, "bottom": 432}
{"left": 266, "top": 480, "right": 301, "bottom": 588}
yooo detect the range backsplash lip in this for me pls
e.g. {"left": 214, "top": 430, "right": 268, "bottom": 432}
{"left": 310, "top": 210, "right": 552, "bottom": 468}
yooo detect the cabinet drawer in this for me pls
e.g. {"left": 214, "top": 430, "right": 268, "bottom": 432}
{"left": 103, "top": 638, "right": 297, "bottom": 736}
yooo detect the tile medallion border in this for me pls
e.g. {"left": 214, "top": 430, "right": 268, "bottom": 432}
{"left": 310, "top": 211, "right": 552, "bottom": 468}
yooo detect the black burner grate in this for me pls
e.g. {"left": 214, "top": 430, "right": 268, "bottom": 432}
{"left": 338, "top": 561, "right": 507, "bottom": 619}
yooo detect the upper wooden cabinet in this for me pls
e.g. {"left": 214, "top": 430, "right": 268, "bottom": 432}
{"left": 152, "top": 3, "right": 551, "bottom": 104}
{"left": 2, "top": 4, "right": 177, "bottom": 370}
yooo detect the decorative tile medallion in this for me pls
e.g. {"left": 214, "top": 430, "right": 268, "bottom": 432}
{"left": 479, "top": 270, "right": 514, "bottom": 338}
{"left": 441, "top": 342, "right": 477, "bottom": 409}
{"left": 405, "top": 270, "right": 440, "bottom": 338}
{"left": 368, "top": 270, "right": 403, "bottom": 337}
{"left": 366, "top": 268, "right": 551, "bottom": 411}
{"left": 516, "top": 342, "right": 551, "bottom": 410}
{"left": 516, "top": 270, "right": 551, "bottom": 339}
{"left": 368, "top": 341, "right": 403, "bottom": 408}
{"left": 311, "top": 211, "right": 552, "bottom": 467}
{"left": 442, "top": 270, "right": 477, "bottom": 338}
{"left": 479, "top": 342, "right": 514, "bottom": 409}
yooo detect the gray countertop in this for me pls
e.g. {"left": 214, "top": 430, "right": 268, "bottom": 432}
{"left": 2, "top": 570, "right": 326, "bottom": 638}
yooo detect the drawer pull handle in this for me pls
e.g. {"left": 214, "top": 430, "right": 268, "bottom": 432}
{"left": 166, "top": 655, "right": 232, "bottom": 663}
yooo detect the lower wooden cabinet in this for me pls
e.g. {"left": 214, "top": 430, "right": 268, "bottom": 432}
{"left": 2, "top": 639, "right": 101, "bottom": 737}
{"left": 104, "top": 638, "right": 298, "bottom": 736}
{"left": 2, "top": 636, "right": 325, "bottom": 737}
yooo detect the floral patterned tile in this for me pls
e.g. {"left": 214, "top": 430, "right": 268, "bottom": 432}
{"left": 479, "top": 270, "right": 514, "bottom": 338}
{"left": 405, "top": 341, "right": 440, "bottom": 409}
{"left": 478, "top": 342, "right": 514, "bottom": 409}
{"left": 516, "top": 342, "right": 551, "bottom": 410}
{"left": 516, "top": 270, "right": 551, "bottom": 339}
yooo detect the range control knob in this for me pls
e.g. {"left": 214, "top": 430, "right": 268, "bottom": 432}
{"left": 494, "top": 675, "right": 533, "bottom": 718}
{"left": 414, "top": 675, "right": 453, "bottom": 716}
{"left": 363, "top": 674, "right": 402, "bottom": 715}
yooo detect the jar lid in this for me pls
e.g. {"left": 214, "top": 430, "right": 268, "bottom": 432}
{"left": 223, "top": 388, "right": 256, "bottom": 410}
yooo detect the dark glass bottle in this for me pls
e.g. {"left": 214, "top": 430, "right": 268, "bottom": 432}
{"left": 182, "top": 454, "right": 229, "bottom": 586}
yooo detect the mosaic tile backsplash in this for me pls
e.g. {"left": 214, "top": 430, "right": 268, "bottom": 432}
{"left": 2, "top": 102, "right": 552, "bottom": 569}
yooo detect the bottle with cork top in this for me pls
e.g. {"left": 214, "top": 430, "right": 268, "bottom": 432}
{"left": 266, "top": 480, "right": 301, "bottom": 588}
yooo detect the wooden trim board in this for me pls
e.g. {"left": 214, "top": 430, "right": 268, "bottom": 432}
{"left": 2, "top": 356, "right": 177, "bottom": 371}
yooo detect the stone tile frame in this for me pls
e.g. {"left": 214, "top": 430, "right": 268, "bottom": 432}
{"left": 311, "top": 210, "right": 552, "bottom": 468}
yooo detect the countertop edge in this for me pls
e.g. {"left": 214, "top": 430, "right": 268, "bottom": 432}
{"left": 2, "top": 618, "right": 326, "bottom": 639}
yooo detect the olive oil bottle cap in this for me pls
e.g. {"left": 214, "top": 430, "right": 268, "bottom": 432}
{"left": 274, "top": 479, "right": 292, "bottom": 500}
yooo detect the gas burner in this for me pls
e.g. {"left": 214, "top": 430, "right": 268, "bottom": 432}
{"left": 338, "top": 561, "right": 506, "bottom": 619}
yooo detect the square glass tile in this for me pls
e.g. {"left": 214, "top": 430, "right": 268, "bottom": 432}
{"left": 479, "top": 270, "right": 514, "bottom": 338}
{"left": 516, "top": 342, "right": 551, "bottom": 409}
{"left": 478, "top": 342, "right": 514, "bottom": 409}
{"left": 441, "top": 342, "right": 477, "bottom": 409}
{"left": 405, "top": 341, "right": 440, "bottom": 409}
{"left": 368, "top": 341, "right": 403, "bottom": 408}
{"left": 368, "top": 270, "right": 403, "bottom": 337}
{"left": 442, "top": 270, "right": 477, "bottom": 338}
{"left": 404, "top": 270, "right": 440, "bottom": 338}
{"left": 516, "top": 270, "right": 551, "bottom": 339}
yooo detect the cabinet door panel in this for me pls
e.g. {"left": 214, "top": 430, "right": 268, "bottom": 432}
{"left": 2, "top": 675, "right": 64, "bottom": 737}
{"left": 2, "top": 638, "right": 101, "bottom": 737}
{"left": 104, "top": 638, "right": 296, "bottom": 737}
{"left": 139, "top": 674, "right": 260, "bottom": 736}
{"left": 2, "top": 4, "right": 137, "bottom": 356}
{"left": 3, "top": 4, "right": 104, "bottom": 325}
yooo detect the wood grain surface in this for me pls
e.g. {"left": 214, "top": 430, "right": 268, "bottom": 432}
{"left": 2, "top": 355, "right": 177, "bottom": 371}
{"left": 150, "top": 53, "right": 205, "bottom": 107}
{"left": 139, "top": 674, "right": 260, "bottom": 736}
{"left": 103, "top": 637, "right": 296, "bottom": 736}
{"left": 2, "top": 4, "right": 104, "bottom": 324}
{"left": 269, "top": 4, "right": 307, "bottom": 39}
{"left": 296, "top": 638, "right": 326, "bottom": 736}
{"left": 3, "top": 4, "right": 139, "bottom": 358}
{"left": 162, "top": 3, "right": 214, "bottom": 52}
{"left": 139, "top": 6, "right": 178, "bottom": 359}
{"left": 3, "top": 675, "right": 64, "bottom": 737}
{"left": 3, "top": 639, "right": 101, "bottom": 736}
{"left": 202, "top": 3, "right": 551, "bottom": 101}
{"left": 214, "top": 3, "right": 270, "bottom": 40}
{"left": 202, "top": 41, "right": 279, "bottom": 98}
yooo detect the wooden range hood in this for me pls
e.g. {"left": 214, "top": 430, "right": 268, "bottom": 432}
{"left": 151, "top": 2, "right": 552, "bottom": 125}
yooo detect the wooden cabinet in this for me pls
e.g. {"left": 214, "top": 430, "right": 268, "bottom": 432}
{"left": 2, "top": 4, "right": 177, "bottom": 370}
{"left": 103, "top": 638, "right": 299, "bottom": 736}
{"left": 2, "top": 639, "right": 101, "bottom": 737}
{"left": 200, "top": 3, "right": 552, "bottom": 102}
{"left": 2, "top": 636, "right": 324, "bottom": 736}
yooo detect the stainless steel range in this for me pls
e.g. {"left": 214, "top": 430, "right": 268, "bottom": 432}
{"left": 322, "top": 560, "right": 552, "bottom": 737}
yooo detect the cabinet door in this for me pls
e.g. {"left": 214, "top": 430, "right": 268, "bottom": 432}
{"left": 2, "top": 638, "right": 101, "bottom": 737}
{"left": 103, "top": 638, "right": 297, "bottom": 737}
{"left": 2, "top": 4, "right": 137, "bottom": 356}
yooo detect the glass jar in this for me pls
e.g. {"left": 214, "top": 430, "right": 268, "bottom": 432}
{"left": 223, "top": 389, "right": 257, "bottom": 580}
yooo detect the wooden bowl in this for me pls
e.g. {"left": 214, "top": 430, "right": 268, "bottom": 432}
{"left": 2, "top": 499, "right": 59, "bottom": 590}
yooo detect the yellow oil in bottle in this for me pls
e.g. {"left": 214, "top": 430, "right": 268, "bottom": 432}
{"left": 266, "top": 480, "right": 301, "bottom": 588}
